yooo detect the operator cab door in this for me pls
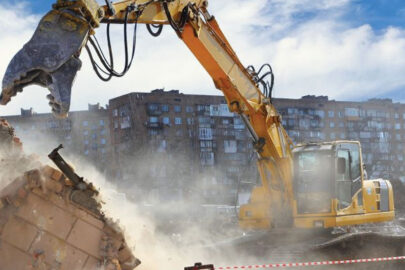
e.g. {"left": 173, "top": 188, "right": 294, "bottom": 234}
{"left": 294, "top": 149, "right": 334, "bottom": 214}
{"left": 335, "top": 143, "right": 362, "bottom": 210}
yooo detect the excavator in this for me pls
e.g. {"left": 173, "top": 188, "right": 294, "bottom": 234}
{"left": 1, "top": 0, "right": 405, "bottom": 268}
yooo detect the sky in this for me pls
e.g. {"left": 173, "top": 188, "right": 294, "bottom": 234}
{"left": 1, "top": 0, "right": 405, "bottom": 115}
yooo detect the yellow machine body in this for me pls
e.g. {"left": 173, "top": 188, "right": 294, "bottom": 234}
{"left": 239, "top": 141, "right": 395, "bottom": 229}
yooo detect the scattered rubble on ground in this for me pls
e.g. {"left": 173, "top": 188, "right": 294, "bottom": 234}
{"left": 0, "top": 118, "right": 140, "bottom": 270}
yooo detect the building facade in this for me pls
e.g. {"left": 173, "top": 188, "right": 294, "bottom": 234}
{"left": 3, "top": 104, "right": 112, "bottom": 173}
{"left": 3, "top": 92, "right": 405, "bottom": 204}
{"left": 108, "top": 89, "right": 257, "bottom": 203}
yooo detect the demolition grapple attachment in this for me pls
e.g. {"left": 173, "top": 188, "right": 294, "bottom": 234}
{"left": 1, "top": 7, "right": 92, "bottom": 118}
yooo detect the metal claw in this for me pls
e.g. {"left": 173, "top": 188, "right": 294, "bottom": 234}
{"left": 1, "top": 10, "right": 90, "bottom": 118}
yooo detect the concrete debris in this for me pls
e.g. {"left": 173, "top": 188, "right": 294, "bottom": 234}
{"left": 0, "top": 118, "right": 140, "bottom": 270}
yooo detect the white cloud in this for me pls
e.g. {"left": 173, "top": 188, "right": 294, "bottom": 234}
{"left": 1, "top": 0, "right": 405, "bottom": 116}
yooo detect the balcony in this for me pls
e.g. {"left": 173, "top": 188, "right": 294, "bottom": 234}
{"left": 146, "top": 103, "right": 162, "bottom": 116}
{"left": 146, "top": 108, "right": 162, "bottom": 116}
{"left": 145, "top": 122, "right": 164, "bottom": 129}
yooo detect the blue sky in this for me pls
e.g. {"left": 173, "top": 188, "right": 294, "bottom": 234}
{"left": 349, "top": 0, "right": 405, "bottom": 30}
{"left": 1, "top": 0, "right": 405, "bottom": 115}
{"left": 23, "top": 0, "right": 405, "bottom": 29}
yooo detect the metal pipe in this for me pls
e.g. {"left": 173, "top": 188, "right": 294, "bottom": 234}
{"left": 240, "top": 114, "right": 259, "bottom": 143}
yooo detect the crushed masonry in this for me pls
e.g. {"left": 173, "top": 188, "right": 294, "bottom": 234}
{"left": 0, "top": 118, "right": 141, "bottom": 270}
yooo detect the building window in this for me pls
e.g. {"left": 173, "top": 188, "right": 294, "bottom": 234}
{"left": 161, "top": 104, "right": 169, "bottom": 112}
{"left": 175, "top": 117, "right": 182, "bottom": 125}
{"left": 83, "top": 121, "right": 89, "bottom": 127}
{"left": 148, "top": 103, "right": 159, "bottom": 111}
{"left": 328, "top": 111, "right": 334, "bottom": 118}
{"left": 199, "top": 128, "right": 213, "bottom": 140}
{"left": 234, "top": 117, "right": 245, "bottom": 129}
{"left": 330, "top": 122, "right": 335, "bottom": 128}
{"left": 345, "top": 108, "right": 359, "bottom": 117}
{"left": 199, "top": 116, "right": 210, "bottom": 124}
{"left": 114, "top": 120, "right": 119, "bottom": 129}
{"left": 395, "top": 123, "right": 401, "bottom": 130}
{"left": 186, "top": 106, "right": 193, "bottom": 113}
{"left": 299, "top": 119, "right": 309, "bottom": 129}
{"left": 223, "top": 119, "right": 230, "bottom": 125}
{"left": 149, "top": 117, "right": 159, "bottom": 123}
{"left": 396, "top": 134, "right": 401, "bottom": 140}
{"left": 84, "top": 130, "right": 89, "bottom": 136}
{"left": 224, "top": 140, "right": 237, "bottom": 153}
{"left": 200, "top": 140, "right": 213, "bottom": 148}
{"left": 187, "top": 118, "right": 194, "bottom": 125}
{"left": 339, "top": 122, "right": 344, "bottom": 128}
{"left": 101, "top": 138, "right": 106, "bottom": 145}
{"left": 174, "top": 105, "right": 182, "bottom": 113}
{"left": 288, "top": 119, "right": 296, "bottom": 127}
{"left": 100, "top": 129, "right": 106, "bottom": 135}
{"left": 163, "top": 117, "right": 170, "bottom": 125}
{"left": 84, "top": 140, "right": 89, "bottom": 145}
{"left": 338, "top": 112, "right": 343, "bottom": 118}
{"left": 113, "top": 109, "right": 118, "bottom": 117}
{"left": 120, "top": 116, "right": 131, "bottom": 129}
{"left": 330, "top": 132, "right": 336, "bottom": 139}
{"left": 310, "top": 120, "right": 318, "bottom": 128}
{"left": 84, "top": 150, "right": 89, "bottom": 155}
{"left": 395, "top": 113, "right": 399, "bottom": 119}
{"left": 99, "top": 120, "right": 105, "bottom": 126}
{"left": 315, "top": 110, "right": 325, "bottom": 118}
{"left": 200, "top": 152, "right": 215, "bottom": 166}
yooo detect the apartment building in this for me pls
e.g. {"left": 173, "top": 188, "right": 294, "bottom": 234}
{"left": 3, "top": 104, "right": 112, "bottom": 172}
{"left": 4, "top": 91, "right": 405, "bottom": 204}
{"left": 274, "top": 95, "right": 405, "bottom": 181}
{"left": 108, "top": 89, "right": 256, "bottom": 203}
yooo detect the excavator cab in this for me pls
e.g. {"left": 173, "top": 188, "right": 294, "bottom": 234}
{"left": 292, "top": 141, "right": 395, "bottom": 229}
{"left": 238, "top": 141, "right": 394, "bottom": 230}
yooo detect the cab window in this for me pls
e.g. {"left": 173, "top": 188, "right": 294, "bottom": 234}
{"left": 337, "top": 150, "right": 350, "bottom": 181}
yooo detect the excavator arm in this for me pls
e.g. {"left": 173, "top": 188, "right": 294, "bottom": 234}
{"left": 1, "top": 0, "right": 294, "bottom": 228}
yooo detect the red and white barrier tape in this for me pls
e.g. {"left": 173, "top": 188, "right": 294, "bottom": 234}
{"left": 216, "top": 256, "right": 405, "bottom": 269}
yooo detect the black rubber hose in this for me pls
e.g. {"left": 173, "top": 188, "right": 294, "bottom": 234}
{"left": 86, "top": 7, "right": 141, "bottom": 80}
{"left": 257, "top": 63, "right": 272, "bottom": 76}
{"left": 162, "top": 2, "right": 190, "bottom": 33}
{"left": 85, "top": 44, "right": 113, "bottom": 81}
{"left": 147, "top": 24, "right": 163, "bottom": 37}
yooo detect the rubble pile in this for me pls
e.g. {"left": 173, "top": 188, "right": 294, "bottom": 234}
{"left": 0, "top": 119, "right": 140, "bottom": 270}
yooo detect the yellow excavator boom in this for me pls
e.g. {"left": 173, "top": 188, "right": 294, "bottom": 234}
{"left": 0, "top": 0, "right": 394, "bottom": 230}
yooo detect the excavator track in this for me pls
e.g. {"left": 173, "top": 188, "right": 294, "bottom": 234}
{"left": 200, "top": 225, "right": 405, "bottom": 269}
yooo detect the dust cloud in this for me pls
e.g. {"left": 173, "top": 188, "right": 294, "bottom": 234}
{"left": 10, "top": 129, "right": 267, "bottom": 269}
{"left": 2, "top": 127, "right": 403, "bottom": 270}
